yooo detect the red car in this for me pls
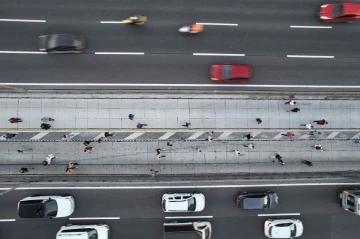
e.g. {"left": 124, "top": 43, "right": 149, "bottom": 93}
{"left": 211, "top": 64, "right": 252, "bottom": 82}
{"left": 319, "top": 3, "right": 360, "bottom": 23}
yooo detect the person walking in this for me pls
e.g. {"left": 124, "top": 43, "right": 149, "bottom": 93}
{"left": 4, "top": 133, "right": 17, "bottom": 140}
{"left": 235, "top": 150, "right": 241, "bottom": 156}
{"left": 244, "top": 144, "right": 255, "bottom": 149}
{"left": 302, "top": 160, "right": 313, "bottom": 167}
{"left": 150, "top": 169, "right": 159, "bottom": 177}
{"left": 137, "top": 123, "right": 147, "bottom": 129}
{"left": 285, "top": 99, "right": 296, "bottom": 105}
{"left": 207, "top": 135, "right": 213, "bottom": 142}
{"left": 309, "top": 130, "right": 321, "bottom": 137}
{"left": 281, "top": 132, "right": 294, "bottom": 139}
{"left": 300, "top": 123, "right": 313, "bottom": 129}
{"left": 128, "top": 114, "right": 134, "bottom": 120}
{"left": 40, "top": 123, "right": 51, "bottom": 130}
{"left": 167, "top": 141, "right": 173, "bottom": 147}
{"left": 312, "top": 144, "right": 324, "bottom": 151}
{"left": 9, "top": 117, "right": 22, "bottom": 123}
{"left": 41, "top": 117, "right": 55, "bottom": 122}
{"left": 313, "top": 119, "right": 328, "bottom": 125}
{"left": 19, "top": 167, "right": 29, "bottom": 173}
{"left": 43, "top": 154, "right": 55, "bottom": 166}
{"left": 256, "top": 118, "right": 262, "bottom": 124}
{"left": 18, "top": 146, "right": 25, "bottom": 153}
{"left": 104, "top": 132, "right": 114, "bottom": 137}
{"left": 66, "top": 161, "right": 79, "bottom": 174}
{"left": 243, "top": 133, "right": 253, "bottom": 140}
{"left": 84, "top": 146, "right": 94, "bottom": 153}
{"left": 182, "top": 122, "right": 191, "bottom": 128}
{"left": 83, "top": 140, "right": 91, "bottom": 146}
{"left": 287, "top": 107, "right": 300, "bottom": 113}
{"left": 278, "top": 158, "right": 285, "bottom": 166}
{"left": 196, "top": 147, "right": 202, "bottom": 153}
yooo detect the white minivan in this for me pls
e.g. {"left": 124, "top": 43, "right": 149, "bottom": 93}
{"left": 56, "top": 224, "right": 109, "bottom": 239}
{"left": 340, "top": 188, "right": 360, "bottom": 215}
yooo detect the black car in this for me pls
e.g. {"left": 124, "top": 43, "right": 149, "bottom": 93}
{"left": 39, "top": 34, "right": 85, "bottom": 53}
{"left": 237, "top": 191, "right": 278, "bottom": 210}
{"left": 18, "top": 199, "right": 58, "bottom": 218}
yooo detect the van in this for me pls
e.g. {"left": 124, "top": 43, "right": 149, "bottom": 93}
{"left": 56, "top": 224, "right": 109, "bottom": 239}
{"left": 340, "top": 188, "right": 360, "bottom": 215}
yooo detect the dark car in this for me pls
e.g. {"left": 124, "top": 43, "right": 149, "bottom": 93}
{"left": 39, "top": 34, "right": 86, "bottom": 53}
{"left": 237, "top": 191, "right": 278, "bottom": 210}
{"left": 18, "top": 199, "right": 58, "bottom": 218}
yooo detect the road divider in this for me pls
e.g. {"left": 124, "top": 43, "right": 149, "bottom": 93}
{"left": 287, "top": 55, "right": 334, "bottom": 59}
{"left": 258, "top": 213, "right": 300, "bottom": 217}
{"left": 0, "top": 19, "right": 46, "bottom": 23}
{"left": 290, "top": 26, "right": 332, "bottom": 29}
{"left": 196, "top": 22, "right": 238, "bottom": 26}
{"left": 165, "top": 216, "right": 213, "bottom": 219}
{"left": 193, "top": 53, "right": 245, "bottom": 56}
{"left": 70, "top": 217, "right": 120, "bottom": 220}
{"left": 95, "top": 52, "right": 145, "bottom": 55}
{"left": 0, "top": 51, "right": 46, "bottom": 54}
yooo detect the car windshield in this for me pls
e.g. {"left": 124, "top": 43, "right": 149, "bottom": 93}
{"left": 44, "top": 200, "right": 58, "bottom": 217}
{"left": 347, "top": 195, "right": 356, "bottom": 212}
{"left": 187, "top": 197, "right": 196, "bottom": 211}
{"left": 62, "top": 229, "right": 97, "bottom": 239}
{"left": 290, "top": 223, "right": 296, "bottom": 237}
{"left": 47, "top": 35, "right": 58, "bottom": 49}
{"left": 263, "top": 195, "right": 269, "bottom": 207}
{"left": 222, "top": 65, "right": 232, "bottom": 79}
{"left": 333, "top": 3, "right": 344, "bottom": 17}
{"left": 204, "top": 227, "right": 210, "bottom": 239}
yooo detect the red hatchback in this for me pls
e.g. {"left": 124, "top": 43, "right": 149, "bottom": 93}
{"left": 319, "top": 3, "right": 360, "bottom": 22}
{"left": 211, "top": 64, "right": 252, "bottom": 82}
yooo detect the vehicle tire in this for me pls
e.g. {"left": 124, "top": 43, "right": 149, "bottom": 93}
{"left": 31, "top": 194, "right": 41, "bottom": 197}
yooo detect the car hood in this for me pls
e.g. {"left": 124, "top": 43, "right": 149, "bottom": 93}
{"left": 295, "top": 221, "right": 304, "bottom": 237}
{"left": 320, "top": 4, "right": 333, "bottom": 19}
{"left": 194, "top": 194, "right": 205, "bottom": 211}
{"left": 39, "top": 35, "right": 49, "bottom": 51}
{"left": 55, "top": 198, "right": 74, "bottom": 217}
{"left": 97, "top": 226, "right": 109, "bottom": 239}
{"left": 268, "top": 193, "right": 278, "bottom": 209}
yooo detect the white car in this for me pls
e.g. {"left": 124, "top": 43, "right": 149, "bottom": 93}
{"left": 264, "top": 219, "right": 303, "bottom": 238}
{"left": 56, "top": 224, "right": 109, "bottom": 239}
{"left": 18, "top": 195, "right": 75, "bottom": 218}
{"left": 162, "top": 193, "right": 205, "bottom": 212}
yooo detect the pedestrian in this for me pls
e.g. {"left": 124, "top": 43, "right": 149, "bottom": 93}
{"left": 4, "top": 133, "right": 17, "bottom": 140}
{"left": 19, "top": 167, "right": 29, "bottom": 173}
{"left": 275, "top": 153, "right": 282, "bottom": 161}
{"left": 137, "top": 123, "right": 147, "bottom": 129}
{"left": 83, "top": 140, "right": 91, "bottom": 146}
{"left": 150, "top": 169, "right": 159, "bottom": 177}
{"left": 157, "top": 154, "right": 165, "bottom": 160}
{"left": 301, "top": 123, "right": 313, "bottom": 129}
{"left": 167, "top": 141, "right": 173, "bottom": 147}
{"left": 9, "top": 117, "right": 22, "bottom": 123}
{"left": 129, "top": 114, "right": 134, "bottom": 120}
{"left": 278, "top": 158, "right": 285, "bottom": 166}
{"left": 63, "top": 134, "right": 72, "bottom": 139}
{"left": 84, "top": 146, "right": 94, "bottom": 153}
{"left": 104, "top": 132, "right": 114, "bottom": 137}
{"left": 40, "top": 123, "right": 51, "bottom": 130}
{"left": 18, "top": 146, "right": 25, "bottom": 153}
{"left": 287, "top": 107, "right": 300, "bottom": 113}
{"left": 309, "top": 130, "right": 321, "bottom": 137}
{"left": 244, "top": 144, "right": 255, "bottom": 149}
{"left": 207, "top": 135, "right": 213, "bottom": 142}
{"left": 285, "top": 99, "right": 296, "bottom": 105}
{"left": 281, "top": 132, "right": 294, "bottom": 139}
{"left": 209, "top": 131, "right": 214, "bottom": 135}
{"left": 43, "top": 154, "right": 55, "bottom": 166}
{"left": 243, "top": 133, "right": 253, "bottom": 140}
{"left": 256, "top": 118, "right": 262, "bottom": 124}
{"left": 97, "top": 137, "right": 103, "bottom": 143}
{"left": 302, "top": 160, "right": 313, "bottom": 167}
{"left": 156, "top": 148, "right": 161, "bottom": 155}
{"left": 41, "top": 117, "right": 55, "bottom": 122}
{"left": 196, "top": 147, "right": 202, "bottom": 153}
{"left": 235, "top": 150, "right": 241, "bottom": 156}
{"left": 182, "top": 122, "right": 191, "bottom": 128}
{"left": 66, "top": 161, "right": 79, "bottom": 174}
{"left": 313, "top": 144, "right": 324, "bottom": 151}
{"left": 313, "top": 119, "right": 328, "bottom": 125}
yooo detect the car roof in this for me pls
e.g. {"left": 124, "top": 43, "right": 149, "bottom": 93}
{"left": 55, "top": 34, "right": 76, "bottom": 47}
{"left": 242, "top": 196, "right": 265, "bottom": 209}
{"left": 272, "top": 225, "right": 291, "bottom": 238}
{"left": 165, "top": 200, "right": 188, "bottom": 211}
{"left": 19, "top": 200, "right": 47, "bottom": 218}
{"left": 344, "top": 3, "right": 360, "bottom": 15}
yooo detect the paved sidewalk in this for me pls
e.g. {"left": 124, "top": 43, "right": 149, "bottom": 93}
{"left": 1, "top": 140, "right": 359, "bottom": 175}
{"left": 1, "top": 93, "right": 360, "bottom": 130}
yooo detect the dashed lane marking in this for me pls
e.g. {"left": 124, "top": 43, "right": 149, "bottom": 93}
{"left": 165, "top": 216, "right": 213, "bottom": 219}
{"left": 193, "top": 53, "right": 245, "bottom": 56}
{"left": 290, "top": 26, "right": 332, "bottom": 29}
{"left": 258, "top": 213, "right": 300, "bottom": 217}
{"left": 100, "top": 21, "right": 126, "bottom": 24}
{"left": 196, "top": 22, "right": 238, "bottom": 26}
{"left": 0, "top": 51, "right": 46, "bottom": 54}
{"left": 95, "top": 52, "right": 145, "bottom": 55}
{"left": 0, "top": 19, "right": 46, "bottom": 23}
{"left": 287, "top": 55, "right": 334, "bottom": 58}
{"left": 0, "top": 219, "right": 16, "bottom": 222}
{"left": 70, "top": 217, "right": 120, "bottom": 220}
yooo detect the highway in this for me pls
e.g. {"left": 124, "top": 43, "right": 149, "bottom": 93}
{"left": 1, "top": 0, "right": 360, "bottom": 90}
{"left": 0, "top": 184, "right": 359, "bottom": 238}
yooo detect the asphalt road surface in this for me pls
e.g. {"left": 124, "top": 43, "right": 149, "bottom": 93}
{"left": 1, "top": 0, "right": 360, "bottom": 90}
{"left": 0, "top": 184, "right": 359, "bottom": 239}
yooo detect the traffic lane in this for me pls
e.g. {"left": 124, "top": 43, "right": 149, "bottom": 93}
{"left": 2, "top": 53, "right": 360, "bottom": 88}
{"left": 0, "top": 185, "right": 349, "bottom": 219}
{"left": 3, "top": 21, "right": 360, "bottom": 57}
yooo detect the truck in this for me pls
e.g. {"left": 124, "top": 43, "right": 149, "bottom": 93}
{"left": 339, "top": 188, "right": 360, "bottom": 215}
{"left": 163, "top": 222, "right": 212, "bottom": 239}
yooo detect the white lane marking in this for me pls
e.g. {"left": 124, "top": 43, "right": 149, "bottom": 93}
{"left": 4, "top": 83, "right": 360, "bottom": 89}
{"left": 187, "top": 132, "right": 205, "bottom": 140}
{"left": 0, "top": 188, "right": 12, "bottom": 190}
{"left": 351, "top": 132, "right": 360, "bottom": 139}
{"left": 30, "top": 132, "right": 49, "bottom": 140}
{"left": 301, "top": 134, "right": 311, "bottom": 139}
{"left": 258, "top": 213, "right": 300, "bottom": 217}
{"left": 287, "top": 55, "right": 334, "bottom": 58}
{"left": 216, "top": 132, "right": 232, "bottom": 140}
{"left": 327, "top": 132, "right": 340, "bottom": 139}
{"left": 100, "top": 21, "right": 126, "bottom": 24}
{"left": 273, "top": 133, "right": 284, "bottom": 139}
{"left": 193, "top": 53, "right": 245, "bottom": 56}
{"left": 196, "top": 22, "right": 238, "bottom": 26}
{"left": 62, "top": 132, "right": 80, "bottom": 140}
{"left": 290, "top": 26, "right": 332, "bottom": 29}
{"left": 159, "top": 132, "right": 176, "bottom": 140}
{"left": 0, "top": 51, "right": 46, "bottom": 54}
{"left": 0, "top": 19, "right": 46, "bottom": 23}
{"left": 15, "top": 182, "right": 360, "bottom": 190}
{"left": 95, "top": 52, "right": 144, "bottom": 55}
{"left": 70, "top": 217, "right": 120, "bottom": 220}
{"left": 124, "top": 133, "right": 144, "bottom": 140}
{"left": 165, "top": 216, "right": 213, "bottom": 219}
{"left": 94, "top": 133, "right": 105, "bottom": 140}
{"left": 0, "top": 219, "right": 16, "bottom": 222}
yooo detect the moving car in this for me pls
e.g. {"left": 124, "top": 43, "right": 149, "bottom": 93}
{"left": 162, "top": 193, "right": 205, "bottom": 212}
{"left": 319, "top": 3, "right": 360, "bottom": 23}
{"left": 340, "top": 188, "right": 360, "bottom": 215}
{"left": 264, "top": 219, "right": 303, "bottom": 238}
{"left": 237, "top": 191, "right": 278, "bottom": 210}
{"left": 39, "top": 34, "right": 86, "bottom": 53}
{"left": 18, "top": 195, "right": 75, "bottom": 218}
{"left": 56, "top": 224, "right": 109, "bottom": 239}
{"left": 211, "top": 64, "right": 252, "bottom": 82}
